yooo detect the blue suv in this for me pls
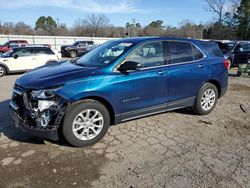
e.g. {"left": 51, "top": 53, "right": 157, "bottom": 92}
{"left": 10, "top": 37, "right": 228, "bottom": 147}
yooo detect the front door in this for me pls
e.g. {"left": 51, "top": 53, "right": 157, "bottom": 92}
{"left": 116, "top": 41, "right": 168, "bottom": 120}
{"left": 7, "top": 48, "right": 36, "bottom": 71}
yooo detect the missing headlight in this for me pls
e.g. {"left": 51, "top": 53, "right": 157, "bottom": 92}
{"left": 37, "top": 110, "right": 51, "bottom": 127}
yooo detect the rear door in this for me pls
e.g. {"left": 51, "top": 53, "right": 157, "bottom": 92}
{"left": 33, "top": 47, "right": 56, "bottom": 67}
{"left": 163, "top": 41, "right": 210, "bottom": 107}
{"left": 78, "top": 42, "right": 88, "bottom": 55}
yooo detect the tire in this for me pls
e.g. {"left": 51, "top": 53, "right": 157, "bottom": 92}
{"left": 62, "top": 99, "right": 110, "bottom": 147}
{"left": 193, "top": 83, "right": 218, "bottom": 115}
{"left": 69, "top": 51, "right": 77, "bottom": 58}
{"left": 237, "top": 71, "right": 241, "bottom": 77}
{"left": 0, "top": 65, "right": 6, "bottom": 77}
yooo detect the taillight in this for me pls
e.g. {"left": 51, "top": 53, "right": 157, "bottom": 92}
{"left": 223, "top": 59, "right": 230, "bottom": 69}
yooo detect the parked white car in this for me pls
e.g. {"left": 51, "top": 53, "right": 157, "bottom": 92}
{"left": 0, "top": 46, "right": 59, "bottom": 77}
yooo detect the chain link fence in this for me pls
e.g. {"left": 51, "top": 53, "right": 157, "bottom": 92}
{"left": 0, "top": 35, "right": 119, "bottom": 49}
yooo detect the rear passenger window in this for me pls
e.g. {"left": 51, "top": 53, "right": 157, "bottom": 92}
{"left": 164, "top": 41, "right": 204, "bottom": 64}
{"left": 87, "top": 41, "right": 94, "bottom": 45}
{"left": 34, "top": 48, "right": 54, "bottom": 55}
{"left": 165, "top": 41, "right": 194, "bottom": 64}
{"left": 192, "top": 45, "right": 204, "bottom": 60}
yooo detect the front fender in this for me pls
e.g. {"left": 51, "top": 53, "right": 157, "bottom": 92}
{"left": 56, "top": 75, "right": 119, "bottom": 113}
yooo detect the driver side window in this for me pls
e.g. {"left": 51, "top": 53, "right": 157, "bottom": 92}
{"left": 13, "top": 49, "right": 33, "bottom": 57}
{"left": 125, "top": 41, "right": 164, "bottom": 68}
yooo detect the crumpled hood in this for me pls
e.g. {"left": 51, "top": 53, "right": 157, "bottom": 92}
{"left": 15, "top": 61, "right": 98, "bottom": 89}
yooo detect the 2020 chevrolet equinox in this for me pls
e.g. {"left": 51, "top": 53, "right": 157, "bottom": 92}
{"left": 9, "top": 37, "right": 228, "bottom": 147}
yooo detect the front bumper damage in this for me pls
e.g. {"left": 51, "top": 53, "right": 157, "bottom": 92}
{"left": 9, "top": 84, "right": 69, "bottom": 140}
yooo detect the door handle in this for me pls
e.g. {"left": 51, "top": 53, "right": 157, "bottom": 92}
{"left": 157, "top": 71, "right": 165, "bottom": 75}
{"left": 3, "top": 59, "right": 8, "bottom": 62}
{"left": 32, "top": 58, "right": 36, "bottom": 60}
{"left": 198, "top": 64, "right": 204, "bottom": 68}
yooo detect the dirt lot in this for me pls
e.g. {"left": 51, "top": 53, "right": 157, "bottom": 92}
{"left": 0, "top": 70, "right": 250, "bottom": 188}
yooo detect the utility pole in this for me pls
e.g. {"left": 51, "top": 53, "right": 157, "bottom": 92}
{"left": 132, "top": 18, "right": 136, "bottom": 37}
{"left": 56, "top": 18, "right": 60, "bottom": 28}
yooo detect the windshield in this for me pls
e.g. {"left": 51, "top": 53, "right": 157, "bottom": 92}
{"left": 76, "top": 41, "right": 134, "bottom": 67}
{"left": 73, "top": 41, "right": 80, "bottom": 46}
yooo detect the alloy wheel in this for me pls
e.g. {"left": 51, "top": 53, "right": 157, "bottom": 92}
{"left": 72, "top": 109, "right": 104, "bottom": 140}
{"left": 201, "top": 89, "right": 216, "bottom": 111}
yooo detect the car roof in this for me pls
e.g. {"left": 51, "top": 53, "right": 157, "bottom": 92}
{"left": 12, "top": 46, "right": 50, "bottom": 50}
{"left": 77, "top": 41, "right": 93, "bottom": 42}
{"left": 9, "top": 40, "right": 28, "bottom": 42}
{"left": 113, "top": 37, "right": 204, "bottom": 44}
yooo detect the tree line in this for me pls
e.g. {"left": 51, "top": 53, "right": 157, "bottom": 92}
{"left": 0, "top": 0, "right": 249, "bottom": 40}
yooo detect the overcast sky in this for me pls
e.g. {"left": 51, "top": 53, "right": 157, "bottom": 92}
{"left": 0, "top": 0, "right": 215, "bottom": 27}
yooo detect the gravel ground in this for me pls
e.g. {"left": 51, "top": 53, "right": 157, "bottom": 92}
{"left": 0, "top": 69, "right": 249, "bottom": 188}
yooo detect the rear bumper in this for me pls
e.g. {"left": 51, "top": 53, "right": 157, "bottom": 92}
{"left": 9, "top": 102, "right": 59, "bottom": 141}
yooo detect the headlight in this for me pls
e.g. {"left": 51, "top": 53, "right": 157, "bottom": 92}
{"left": 31, "top": 87, "right": 61, "bottom": 99}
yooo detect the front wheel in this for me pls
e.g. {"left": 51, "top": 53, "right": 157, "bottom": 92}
{"left": 62, "top": 100, "right": 110, "bottom": 147}
{"left": 193, "top": 83, "right": 218, "bottom": 115}
{"left": 0, "top": 65, "right": 6, "bottom": 77}
{"left": 69, "top": 51, "right": 77, "bottom": 58}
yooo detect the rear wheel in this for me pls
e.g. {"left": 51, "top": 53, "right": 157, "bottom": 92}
{"left": 0, "top": 65, "right": 6, "bottom": 77}
{"left": 69, "top": 51, "right": 77, "bottom": 58}
{"left": 62, "top": 99, "right": 110, "bottom": 147}
{"left": 193, "top": 83, "right": 218, "bottom": 115}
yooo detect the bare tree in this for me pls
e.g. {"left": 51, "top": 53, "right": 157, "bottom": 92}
{"left": 14, "top": 22, "right": 33, "bottom": 35}
{"left": 84, "top": 14, "right": 110, "bottom": 37}
{"left": 204, "top": 0, "right": 227, "bottom": 22}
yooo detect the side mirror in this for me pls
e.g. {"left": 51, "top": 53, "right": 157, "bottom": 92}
{"left": 13, "top": 54, "right": 18, "bottom": 59}
{"left": 118, "top": 61, "right": 141, "bottom": 72}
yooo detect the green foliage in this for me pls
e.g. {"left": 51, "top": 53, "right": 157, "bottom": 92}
{"left": 148, "top": 20, "right": 164, "bottom": 28}
{"left": 35, "top": 16, "right": 57, "bottom": 35}
{"left": 234, "top": 0, "right": 250, "bottom": 39}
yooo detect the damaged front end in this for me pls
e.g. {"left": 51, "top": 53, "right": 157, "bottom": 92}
{"left": 9, "top": 84, "right": 69, "bottom": 140}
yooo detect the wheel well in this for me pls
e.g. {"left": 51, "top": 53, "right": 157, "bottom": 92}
{"left": 0, "top": 64, "right": 8, "bottom": 74}
{"left": 207, "top": 80, "right": 221, "bottom": 98}
{"left": 46, "top": 60, "right": 58, "bottom": 64}
{"left": 82, "top": 96, "right": 115, "bottom": 125}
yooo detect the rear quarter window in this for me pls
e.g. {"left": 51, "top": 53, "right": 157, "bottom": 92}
{"left": 199, "top": 42, "right": 223, "bottom": 57}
